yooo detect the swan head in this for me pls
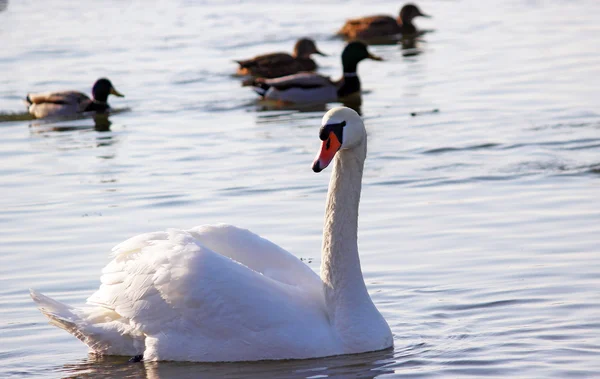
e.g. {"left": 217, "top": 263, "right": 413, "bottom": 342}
{"left": 312, "top": 107, "right": 366, "bottom": 173}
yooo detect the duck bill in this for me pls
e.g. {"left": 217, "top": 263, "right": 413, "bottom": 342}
{"left": 314, "top": 49, "right": 327, "bottom": 57}
{"left": 312, "top": 133, "right": 342, "bottom": 173}
{"left": 418, "top": 11, "right": 431, "bottom": 18}
{"left": 368, "top": 52, "right": 383, "bottom": 61}
{"left": 110, "top": 87, "right": 125, "bottom": 97}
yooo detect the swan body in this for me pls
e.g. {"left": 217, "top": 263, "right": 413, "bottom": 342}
{"left": 31, "top": 107, "right": 393, "bottom": 362}
{"left": 250, "top": 42, "right": 381, "bottom": 105}
{"left": 337, "top": 3, "right": 430, "bottom": 41}
{"left": 236, "top": 38, "right": 325, "bottom": 79}
{"left": 26, "top": 78, "right": 124, "bottom": 119}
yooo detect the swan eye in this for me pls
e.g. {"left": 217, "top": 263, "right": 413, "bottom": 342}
{"left": 319, "top": 120, "right": 346, "bottom": 143}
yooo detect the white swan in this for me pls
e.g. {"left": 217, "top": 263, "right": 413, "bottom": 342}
{"left": 30, "top": 107, "right": 393, "bottom": 362}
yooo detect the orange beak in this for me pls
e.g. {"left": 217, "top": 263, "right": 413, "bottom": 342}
{"left": 312, "top": 132, "right": 342, "bottom": 172}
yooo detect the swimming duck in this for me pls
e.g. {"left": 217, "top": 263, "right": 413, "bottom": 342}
{"left": 249, "top": 41, "right": 382, "bottom": 105}
{"left": 337, "top": 3, "right": 430, "bottom": 40}
{"left": 26, "top": 78, "right": 124, "bottom": 119}
{"left": 235, "top": 38, "right": 326, "bottom": 79}
{"left": 30, "top": 107, "right": 393, "bottom": 362}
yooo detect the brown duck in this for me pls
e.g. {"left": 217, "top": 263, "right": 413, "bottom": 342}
{"left": 337, "top": 3, "right": 430, "bottom": 40}
{"left": 235, "top": 38, "right": 326, "bottom": 79}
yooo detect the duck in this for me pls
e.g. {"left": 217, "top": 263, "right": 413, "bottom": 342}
{"left": 337, "top": 3, "right": 430, "bottom": 41}
{"left": 249, "top": 41, "right": 382, "bottom": 105}
{"left": 30, "top": 107, "right": 393, "bottom": 362}
{"left": 235, "top": 38, "right": 326, "bottom": 79}
{"left": 26, "top": 78, "right": 124, "bottom": 119}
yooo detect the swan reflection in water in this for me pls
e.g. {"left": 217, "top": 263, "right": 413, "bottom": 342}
{"left": 61, "top": 348, "right": 395, "bottom": 379}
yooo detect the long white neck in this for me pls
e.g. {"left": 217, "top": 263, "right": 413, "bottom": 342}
{"left": 320, "top": 139, "right": 374, "bottom": 323}
{"left": 319, "top": 137, "right": 392, "bottom": 352}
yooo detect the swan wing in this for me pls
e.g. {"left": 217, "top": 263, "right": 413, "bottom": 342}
{"left": 187, "top": 224, "right": 321, "bottom": 293}
{"left": 85, "top": 228, "right": 331, "bottom": 361}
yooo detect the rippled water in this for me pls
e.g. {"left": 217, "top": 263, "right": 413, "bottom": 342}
{"left": 1, "top": 0, "right": 600, "bottom": 377}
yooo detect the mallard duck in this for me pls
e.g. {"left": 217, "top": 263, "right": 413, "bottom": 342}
{"left": 235, "top": 38, "right": 326, "bottom": 79}
{"left": 26, "top": 78, "right": 124, "bottom": 119}
{"left": 337, "top": 3, "right": 430, "bottom": 40}
{"left": 30, "top": 107, "right": 393, "bottom": 362}
{"left": 249, "top": 41, "right": 382, "bottom": 105}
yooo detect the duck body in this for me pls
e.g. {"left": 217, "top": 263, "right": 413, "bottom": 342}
{"left": 236, "top": 53, "right": 318, "bottom": 79}
{"left": 31, "top": 107, "right": 393, "bottom": 362}
{"left": 26, "top": 78, "right": 123, "bottom": 119}
{"left": 236, "top": 38, "right": 325, "bottom": 79}
{"left": 26, "top": 91, "right": 107, "bottom": 119}
{"left": 337, "top": 3, "right": 429, "bottom": 40}
{"left": 250, "top": 42, "right": 381, "bottom": 105}
{"left": 252, "top": 72, "right": 338, "bottom": 104}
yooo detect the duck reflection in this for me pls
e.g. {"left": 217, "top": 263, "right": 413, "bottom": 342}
{"left": 341, "top": 97, "right": 363, "bottom": 116}
{"left": 61, "top": 349, "right": 395, "bottom": 379}
{"left": 29, "top": 112, "right": 113, "bottom": 132}
{"left": 255, "top": 100, "right": 328, "bottom": 114}
{"left": 400, "top": 36, "right": 421, "bottom": 57}
{"left": 92, "top": 113, "right": 112, "bottom": 132}
{"left": 256, "top": 99, "right": 362, "bottom": 116}
{"left": 28, "top": 114, "right": 118, "bottom": 156}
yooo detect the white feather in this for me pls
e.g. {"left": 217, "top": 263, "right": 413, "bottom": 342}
{"left": 30, "top": 108, "right": 393, "bottom": 362}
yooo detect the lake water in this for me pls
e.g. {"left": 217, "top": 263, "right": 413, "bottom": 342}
{"left": 1, "top": 0, "right": 599, "bottom": 377}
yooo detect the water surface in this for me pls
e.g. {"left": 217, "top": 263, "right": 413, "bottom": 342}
{"left": 1, "top": 0, "right": 599, "bottom": 377}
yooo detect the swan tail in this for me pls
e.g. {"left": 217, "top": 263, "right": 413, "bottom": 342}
{"left": 30, "top": 289, "right": 99, "bottom": 349}
{"left": 30, "top": 289, "right": 78, "bottom": 327}
{"left": 30, "top": 289, "right": 143, "bottom": 356}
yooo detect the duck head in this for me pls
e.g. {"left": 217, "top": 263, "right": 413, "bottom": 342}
{"left": 92, "top": 78, "right": 124, "bottom": 103}
{"left": 341, "top": 41, "right": 382, "bottom": 73}
{"left": 312, "top": 107, "right": 366, "bottom": 172}
{"left": 399, "top": 3, "right": 430, "bottom": 24}
{"left": 294, "top": 38, "right": 326, "bottom": 59}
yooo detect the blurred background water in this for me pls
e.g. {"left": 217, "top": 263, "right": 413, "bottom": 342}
{"left": 1, "top": 0, "right": 599, "bottom": 377}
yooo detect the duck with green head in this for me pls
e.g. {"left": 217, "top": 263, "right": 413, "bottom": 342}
{"left": 250, "top": 41, "right": 382, "bottom": 105}
{"left": 26, "top": 78, "right": 124, "bottom": 119}
{"left": 235, "top": 38, "right": 326, "bottom": 79}
{"left": 337, "top": 3, "right": 430, "bottom": 41}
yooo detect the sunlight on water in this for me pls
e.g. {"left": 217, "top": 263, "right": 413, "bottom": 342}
{"left": 1, "top": 0, "right": 600, "bottom": 377}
